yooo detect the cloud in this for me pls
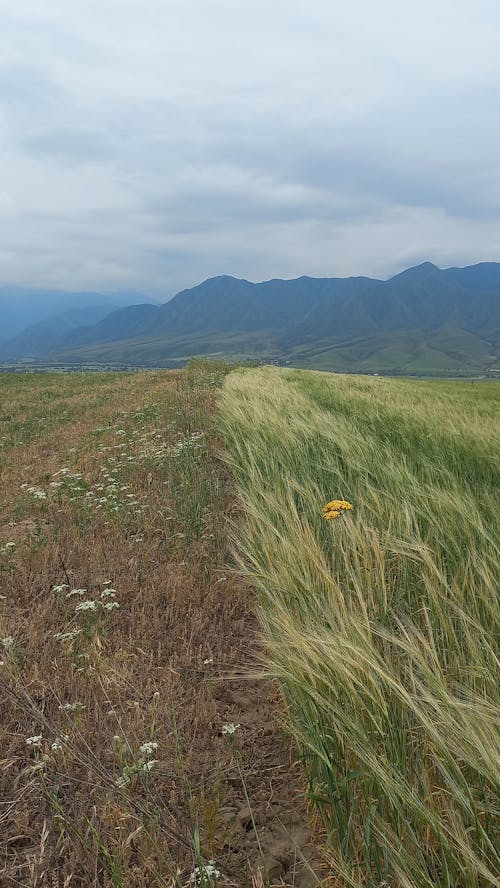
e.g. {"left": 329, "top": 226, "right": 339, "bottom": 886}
{"left": 20, "top": 126, "right": 113, "bottom": 163}
{"left": 1, "top": 0, "right": 500, "bottom": 296}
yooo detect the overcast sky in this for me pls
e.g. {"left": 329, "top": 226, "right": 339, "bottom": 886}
{"left": 1, "top": 0, "right": 500, "bottom": 296}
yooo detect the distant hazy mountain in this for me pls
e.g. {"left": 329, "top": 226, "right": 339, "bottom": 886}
{"left": 0, "top": 287, "right": 156, "bottom": 344}
{"left": 0, "top": 303, "right": 163, "bottom": 360}
{"left": 3, "top": 263, "right": 500, "bottom": 375}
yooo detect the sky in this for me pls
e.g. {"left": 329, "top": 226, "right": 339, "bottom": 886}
{"left": 1, "top": 0, "right": 500, "bottom": 297}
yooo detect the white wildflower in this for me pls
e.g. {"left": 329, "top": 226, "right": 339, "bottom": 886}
{"left": 139, "top": 741, "right": 158, "bottom": 756}
{"left": 203, "top": 658, "right": 213, "bottom": 665}
{"left": 53, "top": 629, "right": 81, "bottom": 642}
{"left": 27, "top": 487, "right": 47, "bottom": 500}
{"left": 52, "top": 583, "right": 70, "bottom": 593}
{"left": 75, "top": 600, "right": 99, "bottom": 612}
{"left": 2, "top": 636, "right": 14, "bottom": 650}
{"left": 26, "top": 735, "right": 43, "bottom": 746}
{"left": 221, "top": 723, "right": 239, "bottom": 736}
{"left": 189, "top": 861, "right": 221, "bottom": 884}
{"left": 59, "top": 701, "right": 85, "bottom": 712}
{"left": 102, "top": 601, "right": 119, "bottom": 611}
{"left": 142, "top": 758, "right": 158, "bottom": 772}
{"left": 100, "top": 588, "right": 116, "bottom": 597}
{"left": 51, "top": 735, "right": 69, "bottom": 751}
{"left": 115, "top": 774, "right": 131, "bottom": 788}
{"left": 66, "top": 588, "right": 87, "bottom": 597}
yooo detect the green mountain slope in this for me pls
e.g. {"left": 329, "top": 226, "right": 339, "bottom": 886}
{"left": 6, "top": 262, "right": 500, "bottom": 375}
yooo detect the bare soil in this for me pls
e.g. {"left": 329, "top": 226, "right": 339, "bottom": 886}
{"left": 0, "top": 366, "right": 322, "bottom": 887}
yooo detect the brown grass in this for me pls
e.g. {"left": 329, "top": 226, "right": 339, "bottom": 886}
{"left": 0, "top": 365, "right": 320, "bottom": 888}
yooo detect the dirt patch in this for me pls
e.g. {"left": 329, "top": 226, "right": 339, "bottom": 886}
{"left": 0, "top": 366, "right": 322, "bottom": 886}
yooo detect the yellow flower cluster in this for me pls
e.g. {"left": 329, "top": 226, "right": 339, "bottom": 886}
{"left": 323, "top": 499, "right": 353, "bottom": 520}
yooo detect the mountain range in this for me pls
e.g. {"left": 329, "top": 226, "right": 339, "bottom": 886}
{"left": 0, "top": 288, "right": 157, "bottom": 345}
{"left": 1, "top": 262, "right": 500, "bottom": 375}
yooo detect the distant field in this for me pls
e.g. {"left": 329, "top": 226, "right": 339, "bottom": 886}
{"left": 289, "top": 328, "right": 499, "bottom": 375}
{"left": 0, "top": 365, "right": 318, "bottom": 887}
{"left": 23, "top": 325, "right": 498, "bottom": 376}
{"left": 221, "top": 368, "right": 500, "bottom": 887}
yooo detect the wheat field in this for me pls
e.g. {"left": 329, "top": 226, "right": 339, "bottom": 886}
{"left": 221, "top": 367, "right": 500, "bottom": 887}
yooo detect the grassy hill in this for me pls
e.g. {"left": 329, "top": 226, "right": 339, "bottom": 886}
{"left": 292, "top": 328, "right": 499, "bottom": 374}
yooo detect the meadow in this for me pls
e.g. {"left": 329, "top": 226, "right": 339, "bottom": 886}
{"left": 1, "top": 364, "right": 498, "bottom": 887}
{"left": 0, "top": 365, "right": 318, "bottom": 887}
{"left": 221, "top": 367, "right": 500, "bottom": 888}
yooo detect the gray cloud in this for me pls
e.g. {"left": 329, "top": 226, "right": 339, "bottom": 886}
{"left": 20, "top": 126, "right": 113, "bottom": 163}
{"left": 1, "top": 0, "right": 500, "bottom": 297}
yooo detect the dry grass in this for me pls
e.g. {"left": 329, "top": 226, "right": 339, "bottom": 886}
{"left": 0, "top": 364, "right": 320, "bottom": 888}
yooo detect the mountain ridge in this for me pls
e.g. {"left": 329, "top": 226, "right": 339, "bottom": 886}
{"left": 0, "top": 287, "right": 159, "bottom": 347}
{"left": 2, "top": 262, "right": 500, "bottom": 375}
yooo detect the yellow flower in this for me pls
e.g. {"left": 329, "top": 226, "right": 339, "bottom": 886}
{"left": 323, "top": 509, "right": 341, "bottom": 520}
{"left": 323, "top": 499, "right": 353, "bottom": 519}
